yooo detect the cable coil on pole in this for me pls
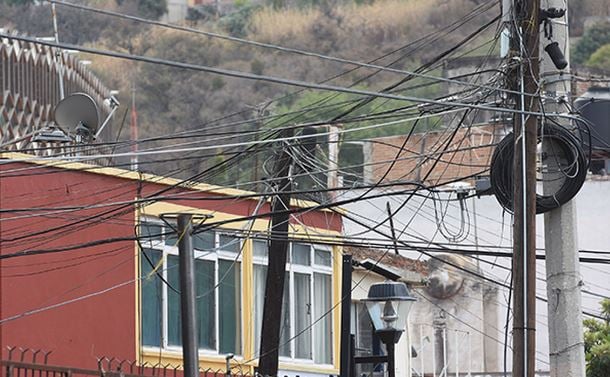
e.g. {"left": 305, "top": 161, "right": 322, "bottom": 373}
{"left": 490, "top": 123, "right": 588, "bottom": 214}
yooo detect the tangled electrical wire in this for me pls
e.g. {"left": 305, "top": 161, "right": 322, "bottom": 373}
{"left": 490, "top": 123, "right": 588, "bottom": 214}
{"left": 432, "top": 190, "right": 471, "bottom": 243}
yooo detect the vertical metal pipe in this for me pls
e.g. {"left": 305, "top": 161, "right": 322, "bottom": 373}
{"left": 468, "top": 332, "right": 472, "bottom": 377}
{"left": 455, "top": 331, "right": 458, "bottom": 377}
{"left": 50, "top": 2, "right": 64, "bottom": 100}
{"left": 420, "top": 325, "right": 425, "bottom": 377}
{"left": 340, "top": 255, "right": 353, "bottom": 377}
{"left": 432, "top": 325, "right": 436, "bottom": 377}
{"left": 387, "top": 341, "right": 396, "bottom": 377}
{"left": 350, "top": 334, "right": 356, "bottom": 377}
{"left": 442, "top": 328, "right": 447, "bottom": 377}
{"left": 177, "top": 214, "right": 198, "bottom": 377}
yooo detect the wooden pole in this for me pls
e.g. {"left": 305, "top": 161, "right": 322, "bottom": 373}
{"left": 511, "top": 1, "right": 540, "bottom": 376}
{"left": 258, "top": 128, "right": 294, "bottom": 376}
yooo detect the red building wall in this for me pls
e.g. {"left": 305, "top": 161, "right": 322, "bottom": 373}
{"left": 0, "top": 159, "right": 342, "bottom": 369}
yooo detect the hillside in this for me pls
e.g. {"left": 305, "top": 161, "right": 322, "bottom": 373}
{"left": 1, "top": 0, "right": 608, "bottom": 183}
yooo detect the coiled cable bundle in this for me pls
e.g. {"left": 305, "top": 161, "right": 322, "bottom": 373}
{"left": 490, "top": 123, "right": 588, "bottom": 214}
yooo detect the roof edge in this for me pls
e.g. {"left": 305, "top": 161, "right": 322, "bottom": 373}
{"left": 0, "top": 152, "right": 336, "bottom": 211}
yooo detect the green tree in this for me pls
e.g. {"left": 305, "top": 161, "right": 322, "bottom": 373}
{"left": 137, "top": 0, "right": 167, "bottom": 20}
{"left": 572, "top": 21, "right": 610, "bottom": 65}
{"left": 584, "top": 299, "right": 610, "bottom": 377}
{"left": 586, "top": 44, "right": 610, "bottom": 72}
{"left": 0, "top": 0, "right": 34, "bottom": 5}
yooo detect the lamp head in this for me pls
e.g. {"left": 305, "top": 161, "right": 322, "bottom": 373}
{"left": 362, "top": 281, "right": 416, "bottom": 332}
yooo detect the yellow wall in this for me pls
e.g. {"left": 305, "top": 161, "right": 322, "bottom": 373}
{"left": 136, "top": 201, "right": 342, "bottom": 375}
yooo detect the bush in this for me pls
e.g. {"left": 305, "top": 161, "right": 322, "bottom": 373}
{"left": 584, "top": 299, "right": 610, "bottom": 377}
{"left": 586, "top": 43, "right": 610, "bottom": 71}
{"left": 572, "top": 21, "right": 610, "bottom": 65}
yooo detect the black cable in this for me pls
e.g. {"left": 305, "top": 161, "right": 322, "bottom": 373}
{"left": 490, "top": 123, "right": 588, "bottom": 214}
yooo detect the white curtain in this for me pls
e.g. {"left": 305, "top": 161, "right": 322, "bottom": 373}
{"left": 314, "top": 273, "right": 332, "bottom": 364}
{"left": 253, "top": 265, "right": 266, "bottom": 356}
{"left": 294, "top": 273, "right": 312, "bottom": 359}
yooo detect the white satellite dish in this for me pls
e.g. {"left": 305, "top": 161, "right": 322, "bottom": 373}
{"left": 54, "top": 93, "right": 100, "bottom": 135}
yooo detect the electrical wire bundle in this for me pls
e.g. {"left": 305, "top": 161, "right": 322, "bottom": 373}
{"left": 490, "top": 123, "right": 588, "bottom": 214}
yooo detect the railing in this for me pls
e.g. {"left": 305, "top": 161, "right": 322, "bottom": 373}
{"left": 0, "top": 30, "right": 113, "bottom": 153}
{"left": 0, "top": 347, "right": 255, "bottom": 377}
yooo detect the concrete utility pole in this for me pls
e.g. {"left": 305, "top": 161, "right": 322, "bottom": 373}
{"left": 177, "top": 214, "right": 199, "bottom": 377}
{"left": 258, "top": 128, "right": 294, "bottom": 377}
{"left": 131, "top": 83, "right": 139, "bottom": 171}
{"left": 510, "top": 1, "right": 540, "bottom": 376}
{"left": 539, "top": 1, "right": 586, "bottom": 376}
{"left": 326, "top": 124, "right": 341, "bottom": 201}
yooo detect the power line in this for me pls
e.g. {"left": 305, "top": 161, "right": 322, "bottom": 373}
{"left": 0, "top": 33, "right": 581, "bottom": 122}
{"left": 45, "top": 0, "right": 538, "bottom": 100}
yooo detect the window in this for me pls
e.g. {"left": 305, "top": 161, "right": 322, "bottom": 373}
{"left": 253, "top": 240, "right": 333, "bottom": 365}
{"left": 139, "top": 221, "right": 242, "bottom": 355}
{"left": 351, "top": 301, "right": 386, "bottom": 375}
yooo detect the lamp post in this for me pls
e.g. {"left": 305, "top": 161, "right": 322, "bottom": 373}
{"left": 361, "top": 281, "right": 416, "bottom": 377}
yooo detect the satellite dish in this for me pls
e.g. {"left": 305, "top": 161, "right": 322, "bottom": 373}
{"left": 54, "top": 93, "right": 99, "bottom": 135}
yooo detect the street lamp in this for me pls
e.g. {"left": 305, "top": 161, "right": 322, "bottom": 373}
{"left": 362, "top": 281, "right": 416, "bottom": 377}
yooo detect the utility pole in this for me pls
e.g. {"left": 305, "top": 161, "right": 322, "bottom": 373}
{"left": 258, "top": 128, "right": 294, "bottom": 377}
{"left": 539, "top": 2, "right": 586, "bottom": 376}
{"left": 510, "top": 1, "right": 539, "bottom": 377}
{"left": 50, "top": 2, "right": 65, "bottom": 100}
{"left": 131, "top": 83, "right": 139, "bottom": 171}
{"left": 326, "top": 124, "right": 341, "bottom": 201}
{"left": 177, "top": 214, "right": 198, "bottom": 377}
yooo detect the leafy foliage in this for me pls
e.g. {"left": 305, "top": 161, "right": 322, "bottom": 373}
{"left": 586, "top": 44, "right": 610, "bottom": 72}
{"left": 572, "top": 21, "right": 610, "bottom": 65}
{"left": 136, "top": 0, "right": 167, "bottom": 20}
{"left": 584, "top": 299, "right": 610, "bottom": 377}
{"left": 3, "top": 0, "right": 598, "bottom": 184}
{"left": 568, "top": 0, "right": 610, "bottom": 36}
{"left": 218, "top": 2, "right": 260, "bottom": 37}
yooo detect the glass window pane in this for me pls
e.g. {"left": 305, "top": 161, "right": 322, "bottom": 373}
{"left": 253, "top": 240, "right": 268, "bottom": 258}
{"left": 355, "top": 301, "right": 375, "bottom": 376}
{"left": 141, "top": 249, "right": 162, "bottom": 347}
{"left": 280, "top": 273, "right": 291, "bottom": 357}
{"left": 196, "top": 259, "right": 216, "bottom": 350}
{"left": 219, "top": 260, "right": 241, "bottom": 354}
{"left": 253, "top": 265, "right": 267, "bottom": 356}
{"left": 356, "top": 303, "right": 373, "bottom": 352}
{"left": 313, "top": 273, "right": 332, "bottom": 364}
{"left": 294, "top": 273, "right": 312, "bottom": 359}
{"left": 219, "top": 234, "right": 240, "bottom": 253}
{"left": 139, "top": 223, "right": 162, "bottom": 246}
{"left": 254, "top": 267, "right": 290, "bottom": 357}
{"left": 165, "top": 223, "right": 178, "bottom": 246}
{"left": 292, "top": 243, "right": 311, "bottom": 266}
{"left": 193, "top": 231, "right": 215, "bottom": 251}
{"left": 314, "top": 248, "right": 331, "bottom": 267}
{"left": 167, "top": 255, "right": 181, "bottom": 346}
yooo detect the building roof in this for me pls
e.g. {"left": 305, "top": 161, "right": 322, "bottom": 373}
{"left": 345, "top": 245, "right": 429, "bottom": 281}
{"left": 0, "top": 152, "right": 334, "bottom": 212}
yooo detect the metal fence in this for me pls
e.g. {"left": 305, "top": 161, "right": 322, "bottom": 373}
{"left": 1, "top": 347, "right": 254, "bottom": 377}
{"left": 0, "top": 30, "right": 113, "bottom": 153}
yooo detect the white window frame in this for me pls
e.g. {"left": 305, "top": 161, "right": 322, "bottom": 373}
{"left": 252, "top": 239, "right": 334, "bottom": 366}
{"left": 139, "top": 218, "right": 243, "bottom": 357}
